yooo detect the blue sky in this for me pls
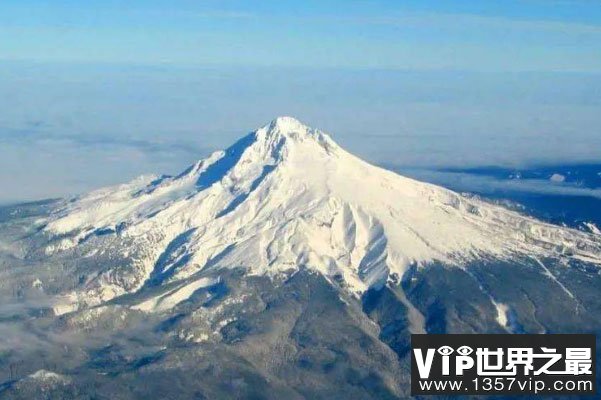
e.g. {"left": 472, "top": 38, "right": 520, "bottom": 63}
{"left": 2, "top": 0, "right": 601, "bottom": 71}
{"left": 1, "top": 1, "right": 601, "bottom": 202}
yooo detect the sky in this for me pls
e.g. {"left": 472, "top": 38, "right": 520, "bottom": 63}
{"left": 1, "top": 0, "right": 601, "bottom": 202}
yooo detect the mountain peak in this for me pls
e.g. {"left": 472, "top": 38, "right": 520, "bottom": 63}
{"left": 255, "top": 116, "right": 336, "bottom": 156}
{"left": 268, "top": 116, "right": 308, "bottom": 134}
{"left": 259, "top": 116, "right": 322, "bottom": 142}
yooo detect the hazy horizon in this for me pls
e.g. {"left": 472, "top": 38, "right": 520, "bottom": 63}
{"left": 1, "top": 0, "right": 601, "bottom": 202}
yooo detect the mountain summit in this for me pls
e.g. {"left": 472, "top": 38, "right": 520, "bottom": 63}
{"left": 263, "top": 115, "right": 319, "bottom": 137}
{"left": 43, "top": 117, "right": 601, "bottom": 311}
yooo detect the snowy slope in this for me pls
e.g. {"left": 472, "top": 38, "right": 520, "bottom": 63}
{"left": 42, "top": 117, "right": 601, "bottom": 309}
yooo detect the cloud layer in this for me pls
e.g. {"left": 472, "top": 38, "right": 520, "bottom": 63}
{"left": 1, "top": 62, "right": 600, "bottom": 202}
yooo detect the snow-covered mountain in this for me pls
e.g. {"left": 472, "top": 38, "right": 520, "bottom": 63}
{"left": 41, "top": 116, "right": 601, "bottom": 312}
{"left": 3, "top": 117, "right": 601, "bottom": 399}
